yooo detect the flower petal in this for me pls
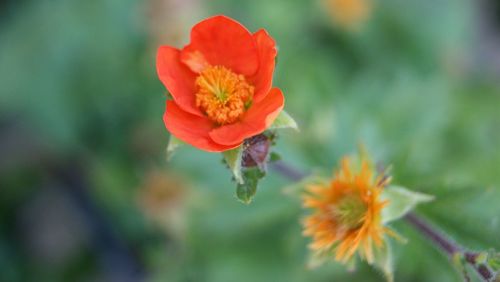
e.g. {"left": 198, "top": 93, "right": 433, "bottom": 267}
{"left": 180, "top": 49, "right": 210, "bottom": 73}
{"left": 209, "top": 88, "right": 284, "bottom": 145}
{"left": 249, "top": 29, "right": 277, "bottom": 102}
{"left": 164, "top": 100, "right": 241, "bottom": 152}
{"left": 157, "top": 46, "right": 202, "bottom": 117}
{"left": 182, "top": 15, "right": 259, "bottom": 76}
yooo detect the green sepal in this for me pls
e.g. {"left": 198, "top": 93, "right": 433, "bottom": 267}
{"left": 269, "top": 110, "right": 299, "bottom": 131}
{"left": 222, "top": 146, "right": 244, "bottom": 184}
{"left": 282, "top": 174, "right": 329, "bottom": 196}
{"left": 372, "top": 241, "right": 394, "bottom": 282}
{"left": 166, "top": 135, "right": 184, "bottom": 160}
{"left": 345, "top": 256, "right": 357, "bottom": 272}
{"left": 306, "top": 251, "right": 329, "bottom": 269}
{"left": 381, "top": 185, "right": 434, "bottom": 224}
{"left": 452, "top": 252, "right": 471, "bottom": 282}
{"left": 236, "top": 167, "right": 266, "bottom": 204}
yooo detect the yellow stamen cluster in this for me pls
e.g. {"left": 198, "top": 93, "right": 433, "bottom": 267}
{"left": 195, "top": 65, "right": 254, "bottom": 125}
{"left": 330, "top": 193, "right": 367, "bottom": 230}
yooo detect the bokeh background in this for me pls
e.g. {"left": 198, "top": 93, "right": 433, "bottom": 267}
{"left": 1, "top": 0, "right": 500, "bottom": 281}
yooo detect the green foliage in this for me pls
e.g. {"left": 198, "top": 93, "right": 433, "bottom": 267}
{"left": 236, "top": 168, "right": 266, "bottom": 204}
{"left": 269, "top": 152, "right": 282, "bottom": 162}
{"left": 269, "top": 110, "right": 299, "bottom": 131}
{"left": 223, "top": 146, "right": 244, "bottom": 184}
{"left": 381, "top": 186, "right": 434, "bottom": 224}
{"left": 372, "top": 242, "right": 394, "bottom": 282}
{"left": 166, "top": 135, "right": 184, "bottom": 160}
{"left": 488, "top": 251, "right": 500, "bottom": 272}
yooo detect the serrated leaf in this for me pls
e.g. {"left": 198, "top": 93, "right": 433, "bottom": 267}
{"left": 381, "top": 186, "right": 434, "bottom": 224}
{"left": 166, "top": 135, "right": 184, "bottom": 160}
{"left": 236, "top": 168, "right": 265, "bottom": 204}
{"left": 223, "top": 146, "right": 244, "bottom": 184}
{"left": 372, "top": 241, "right": 394, "bottom": 282}
{"left": 269, "top": 110, "right": 298, "bottom": 131}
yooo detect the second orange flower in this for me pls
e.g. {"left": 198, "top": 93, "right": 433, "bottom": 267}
{"left": 302, "top": 157, "right": 392, "bottom": 264}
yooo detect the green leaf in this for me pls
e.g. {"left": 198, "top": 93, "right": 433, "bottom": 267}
{"left": 269, "top": 152, "right": 282, "bottom": 162}
{"left": 223, "top": 146, "right": 244, "bottom": 184}
{"left": 381, "top": 186, "right": 434, "bottom": 224}
{"left": 166, "top": 135, "right": 184, "bottom": 160}
{"left": 269, "top": 110, "right": 299, "bottom": 131}
{"left": 372, "top": 241, "right": 394, "bottom": 282}
{"left": 236, "top": 168, "right": 265, "bottom": 204}
{"left": 487, "top": 250, "right": 500, "bottom": 271}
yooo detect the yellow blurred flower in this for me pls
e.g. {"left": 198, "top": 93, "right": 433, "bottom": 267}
{"left": 138, "top": 170, "right": 187, "bottom": 237}
{"left": 324, "top": 0, "right": 372, "bottom": 30}
{"left": 302, "top": 156, "right": 391, "bottom": 265}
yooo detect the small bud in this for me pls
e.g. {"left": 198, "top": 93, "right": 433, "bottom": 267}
{"left": 242, "top": 134, "right": 272, "bottom": 169}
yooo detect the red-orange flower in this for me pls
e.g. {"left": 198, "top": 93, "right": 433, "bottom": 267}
{"left": 157, "top": 15, "right": 284, "bottom": 152}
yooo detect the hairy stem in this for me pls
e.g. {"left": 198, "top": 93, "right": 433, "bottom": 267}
{"left": 405, "top": 213, "right": 493, "bottom": 281}
{"left": 270, "top": 160, "right": 307, "bottom": 182}
{"left": 404, "top": 213, "right": 461, "bottom": 255}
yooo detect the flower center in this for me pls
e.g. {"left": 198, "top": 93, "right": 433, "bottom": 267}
{"left": 195, "top": 65, "right": 254, "bottom": 125}
{"left": 330, "top": 194, "right": 367, "bottom": 230}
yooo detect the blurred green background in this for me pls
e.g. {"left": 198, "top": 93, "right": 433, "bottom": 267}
{"left": 1, "top": 0, "right": 499, "bottom": 281}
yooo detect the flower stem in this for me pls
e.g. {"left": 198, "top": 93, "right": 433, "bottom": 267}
{"left": 405, "top": 213, "right": 493, "bottom": 281}
{"left": 270, "top": 160, "right": 307, "bottom": 182}
{"left": 404, "top": 212, "right": 461, "bottom": 255}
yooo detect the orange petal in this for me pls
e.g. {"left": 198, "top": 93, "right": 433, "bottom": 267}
{"left": 164, "top": 100, "right": 241, "bottom": 152}
{"left": 180, "top": 48, "right": 210, "bottom": 73}
{"left": 182, "top": 15, "right": 258, "bottom": 76}
{"left": 157, "top": 46, "right": 202, "bottom": 117}
{"left": 209, "top": 88, "right": 284, "bottom": 145}
{"left": 249, "top": 29, "right": 277, "bottom": 102}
